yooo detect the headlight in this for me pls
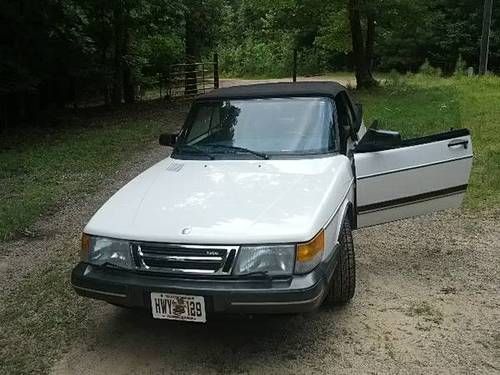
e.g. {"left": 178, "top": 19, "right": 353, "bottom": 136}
{"left": 295, "top": 229, "right": 324, "bottom": 274}
{"left": 233, "top": 245, "right": 295, "bottom": 276}
{"left": 81, "top": 233, "right": 133, "bottom": 269}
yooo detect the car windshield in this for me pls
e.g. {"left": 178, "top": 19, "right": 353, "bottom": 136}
{"left": 174, "top": 97, "right": 336, "bottom": 159}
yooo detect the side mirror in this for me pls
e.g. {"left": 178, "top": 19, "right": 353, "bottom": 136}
{"left": 355, "top": 128, "right": 401, "bottom": 153}
{"left": 159, "top": 133, "right": 178, "bottom": 146}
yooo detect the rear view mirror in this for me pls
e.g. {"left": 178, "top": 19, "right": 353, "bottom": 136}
{"left": 159, "top": 133, "right": 178, "bottom": 146}
{"left": 355, "top": 128, "right": 401, "bottom": 153}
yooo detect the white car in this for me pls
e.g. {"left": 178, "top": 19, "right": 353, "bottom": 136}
{"left": 72, "top": 82, "right": 473, "bottom": 323}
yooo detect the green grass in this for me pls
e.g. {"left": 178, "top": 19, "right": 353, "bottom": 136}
{"left": 0, "top": 246, "right": 95, "bottom": 374}
{"left": 0, "top": 103, "right": 180, "bottom": 241}
{"left": 355, "top": 74, "right": 500, "bottom": 209}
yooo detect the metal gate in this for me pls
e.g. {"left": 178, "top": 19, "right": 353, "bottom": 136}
{"left": 157, "top": 54, "right": 219, "bottom": 100}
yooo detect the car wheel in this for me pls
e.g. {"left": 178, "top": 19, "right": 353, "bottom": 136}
{"left": 325, "top": 218, "right": 356, "bottom": 305}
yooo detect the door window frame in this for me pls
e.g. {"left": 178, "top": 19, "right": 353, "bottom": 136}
{"left": 335, "top": 92, "right": 356, "bottom": 154}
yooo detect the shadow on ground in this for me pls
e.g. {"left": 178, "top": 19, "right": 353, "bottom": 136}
{"left": 65, "top": 303, "right": 352, "bottom": 374}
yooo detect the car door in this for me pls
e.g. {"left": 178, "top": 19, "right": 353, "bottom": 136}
{"left": 354, "top": 128, "right": 473, "bottom": 228}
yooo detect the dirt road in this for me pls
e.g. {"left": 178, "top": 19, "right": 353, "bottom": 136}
{"left": 220, "top": 76, "right": 356, "bottom": 88}
{"left": 51, "top": 210, "right": 500, "bottom": 374}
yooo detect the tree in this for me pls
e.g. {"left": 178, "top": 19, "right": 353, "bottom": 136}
{"left": 80, "top": 0, "right": 183, "bottom": 105}
{"left": 347, "top": 0, "right": 377, "bottom": 88}
{"left": 183, "top": 0, "right": 223, "bottom": 94}
{"left": 3, "top": 0, "right": 500, "bottom": 130}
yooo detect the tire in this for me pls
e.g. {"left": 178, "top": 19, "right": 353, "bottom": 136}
{"left": 325, "top": 218, "right": 356, "bottom": 305}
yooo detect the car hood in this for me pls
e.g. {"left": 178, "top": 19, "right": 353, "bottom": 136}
{"left": 85, "top": 155, "right": 352, "bottom": 244}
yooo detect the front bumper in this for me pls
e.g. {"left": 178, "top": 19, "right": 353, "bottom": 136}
{"left": 71, "top": 257, "right": 337, "bottom": 314}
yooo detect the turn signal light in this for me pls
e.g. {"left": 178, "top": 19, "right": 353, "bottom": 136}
{"left": 80, "top": 233, "right": 91, "bottom": 260}
{"left": 296, "top": 229, "right": 325, "bottom": 262}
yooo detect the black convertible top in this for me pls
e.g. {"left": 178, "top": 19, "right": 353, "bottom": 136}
{"left": 196, "top": 81, "right": 346, "bottom": 101}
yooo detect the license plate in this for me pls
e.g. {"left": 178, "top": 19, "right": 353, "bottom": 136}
{"left": 150, "top": 292, "right": 206, "bottom": 323}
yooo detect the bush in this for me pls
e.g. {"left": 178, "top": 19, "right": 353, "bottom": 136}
{"left": 386, "top": 69, "right": 403, "bottom": 86}
{"left": 219, "top": 36, "right": 294, "bottom": 78}
{"left": 219, "top": 36, "right": 327, "bottom": 78}
{"left": 418, "top": 59, "right": 442, "bottom": 76}
{"left": 139, "top": 35, "right": 184, "bottom": 76}
{"left": 297, "top": 49, "right": 327, "bottom": 76}
{"left": 454, "top": 54, "right": 467, "bottom": 77}
{"left": 383, "top": 70, "right": 412, "bottom": 94}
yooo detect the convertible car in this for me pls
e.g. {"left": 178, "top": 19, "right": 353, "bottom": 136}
{"left": 72, "top": 82, "right": 473, "bottom": 323}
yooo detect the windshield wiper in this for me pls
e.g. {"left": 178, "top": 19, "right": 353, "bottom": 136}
{"left": 204, "top": 144, "right": 269, "bottom": 160}
{"left": 174, "top": 144, "right": 215, "bottom": 160}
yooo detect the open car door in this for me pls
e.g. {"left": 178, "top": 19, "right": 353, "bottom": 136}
{"left": 354, "top": 128, "right": 473, "bottom": 228}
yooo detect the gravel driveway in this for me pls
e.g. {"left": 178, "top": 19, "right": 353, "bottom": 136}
{"left": 220, "top": 76, "right": 356, "bottom": 88}
{"left": 1, "top": 86, "right": 499, "bottom": 375}
{"left": 51, "top": 211, "right": 499, "bottom": 374}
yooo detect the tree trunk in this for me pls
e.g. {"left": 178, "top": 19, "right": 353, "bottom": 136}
{"left": 123, "top": 65, "right": 135, "bottom": 103}
{"left": 365, "top": 14, "right": 376, "bottom": 73}
{"left": 111, "top": 2, "right": 124, "bottom": 106}
{"left": 102, "top": 47, "right": 110, "bottom": 106}
{"left": 184, "top": 2, "right": 201, "bottom": 96}
{"left": 123, "top": 23, "right": 135, "bottom": 104}
{"left": 347, "top": 0, "right": 377, "bottom": 89}
{"left": 479, "top": 0, "right": 494, "bottom": 75}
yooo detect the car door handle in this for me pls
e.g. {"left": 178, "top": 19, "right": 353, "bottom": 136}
{"left": 448, "top": 139, "right": 468, "bottom": 149}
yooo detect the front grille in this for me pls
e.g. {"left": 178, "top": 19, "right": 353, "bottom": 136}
{"left": 134, "top": 243, "right": 238, "bottom": 275}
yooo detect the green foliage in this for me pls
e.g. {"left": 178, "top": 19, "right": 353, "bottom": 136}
{"left": 377, "top": 0, "right": 500, "bottom": 74}
{"left": 218, "top": 0, "right": 345, "bottom": 77}
{"left": 220, "top": 37, "right": 294, "bottom": 78}
{"left": 2, "top": 0, "right": 500, "bottom": 103}
{"left": 218, "top": 0, "right": 500, "bottom": 76}
{"left": 140, "top": 35, "right": 184, "bottom": 74}
{"left": 0, "top": 0, "right": 219, "bottom": 108}
{"left": 314, "top": 8, "right": 351, "bottom": 54}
